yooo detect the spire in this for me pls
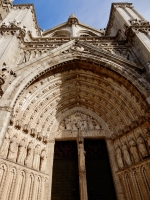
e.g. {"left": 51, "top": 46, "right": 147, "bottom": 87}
{"left": 67, "top": 13, "right": 79, "bottom": 25}
{"left": 69, "top": 14, "right": 77, "bottom": 19}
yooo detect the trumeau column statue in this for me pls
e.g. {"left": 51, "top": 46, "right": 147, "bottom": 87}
{"left": 78, "top": 128, "right": 88, "bottom": 200}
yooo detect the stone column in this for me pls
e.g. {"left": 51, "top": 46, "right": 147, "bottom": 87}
{"left": 77, "top": 129, "right": 88, "bottom": 200}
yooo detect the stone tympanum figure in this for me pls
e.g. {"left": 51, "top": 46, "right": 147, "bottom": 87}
{"left": 40, "top": 149, "right": 47, "bottom": 172}
{"left": 115, "top": 146, "right": 124, "bottom": 169}
{"left": 25, "top": 141, "right": 34, "bottom": 168}
{"left": 8, "top": 135, "right": 18, "bottom": 162}
{"left": 129, "top": 140, "right": 140, "bottom": 163}
{"left": 65, "top": 117, "right": 72, "bottom": 130}
{"left": 137, "top": 136, "right": 148, "bottom": 158}
{"left": 17, "top": 138, "right": 27, "bottom": 165}
{"left": 83, "top": 119, "right": 88, "bottom": 130}
{"left": 33, "top": 144, "right": 41, "bottom": 171}
{"left": 72, "top": 119, "right": 78, "bottom": 130}
{"left": 122, "top": 143, "right": 132, "bottom": 166}
{"left": 0, "top": 136, "right": 10, "bottom": 159}
{"left": 87, "top": 116, "right": 94, "bottom": 130}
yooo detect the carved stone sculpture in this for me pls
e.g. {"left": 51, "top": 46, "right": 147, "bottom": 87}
{"left": 25, "top": 141, "right": 34, "bottom": 168}
{"left": 78, "top": 143, "right": 88, "bottom": 200}
{"left": 72, "top": 119, "right": 78, "bottom": 130}
{"left": 40, "top": 149, "right": 47, "bottom": 172}
{"left": 115, "top": 146, "right": 124, "bottom": 169}
{"left": 87, "top": 116, "right": 94, "bottom": 130}
{"left": 60, "top": 112, "right": 101, "bottom": 131}
{"left": 129, "top": 140, "right": 140, "bottom": 163}
{"left": 122, "top": 143, "right": 132, "bottom": 166}
{"left": 137, "top": 137, "right": 148, "bottom": 158}
{"left": 78, "top": 143, "right": 86, "bottom": 172}
{"left": 0, "top": 136, "right": 10, "bottom": 158}
{"left": 33, "top": 144, "right": 41, "bottom": 171}
{"left": 8, "top": 135, "right": 18, "bottom": 162}
{"left": 65, "top": 117, "right": 72, "bottom": 130}
{"left": 17, "top": 138, "right": 27, "bottom": 165}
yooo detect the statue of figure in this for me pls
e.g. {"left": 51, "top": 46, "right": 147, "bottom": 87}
{"left": 77, "top": 119, "right": 83, "bottom": 130}
{"left": 122, "top": 143, "right": 132, "bottom": 166}
{"left": 59, "top": 120, "right": 65, "bottom": 130}
{"left": 78, "top": 143, "right": 86, "bottom": 172}
{"left": 0, "top": 136, "right": 10, "bottom": 159}
{"left": 115, "top": 146, "right": 124, "bottom": 169}
{"left": 33, "top": 144, "right": 41, "bottom": 171}
{"left": 8, "top": 135, "right": 18, "bottom": 162}
{"left": 65, "top": 117, "right": 71, "bottom": 130}
{"left": 17, "top": 138, "right": 27, "bottom": 165}
{"left": 137, "top": 137, "right": 148, "bottom": 158}
{"left": 40, "top": 149, "right": 47, "bottom": 172}
{"left": 94, "top": 121, "right": 101, "bottom": 130}
{"left": 129, "top": 140, "right": 140, "bottom": 163}
{"left": 83, "top": 119, "right": 87, "bottom": 130}
{"left": 23, "top": 51, "right": 30, "bottom": 63}
{"left": 87, "top": 117, "right": 94, "bottom": 130}
{"left": 25, "top": 141, "right": 34, "bottom": 168}
{"left": 72, "top": 119, "right": 78, "bottom": 130}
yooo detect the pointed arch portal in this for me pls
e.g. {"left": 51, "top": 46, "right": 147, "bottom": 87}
{"left": 0, "top": 52, "right": 150, "bottom": 200}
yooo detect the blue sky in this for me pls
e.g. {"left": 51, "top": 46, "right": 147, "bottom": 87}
{"left": 14, "top": 0, "right": 150, "bottom": 30}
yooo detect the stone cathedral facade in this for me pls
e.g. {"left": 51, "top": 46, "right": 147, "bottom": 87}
{"left": 0, "top": 0, "right": 150, "bottom": 199}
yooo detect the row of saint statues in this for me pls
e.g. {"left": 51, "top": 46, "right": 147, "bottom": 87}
{"left": 115, "top": 135, "right": 150, "bottom": 169}
{"left": 0, "top": 135, "right": 47, "bottom": 172}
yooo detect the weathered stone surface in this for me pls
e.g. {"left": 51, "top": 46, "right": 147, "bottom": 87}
{"left": 0, "top": 1, "right": 150, "bottom": 200}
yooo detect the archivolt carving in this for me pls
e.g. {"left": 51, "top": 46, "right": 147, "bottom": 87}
{"left": 11, "top": 65, "right": 148, "bottom": 140}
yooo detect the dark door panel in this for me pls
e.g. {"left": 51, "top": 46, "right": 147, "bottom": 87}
{"left": 51, "top": 141, "right": 80, "bottom": 200}
{"left": 85, "top": 139, "right": 117, "bottom": 200}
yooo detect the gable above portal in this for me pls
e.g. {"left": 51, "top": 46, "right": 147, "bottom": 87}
{"left": 42, "top": 14, "right": 105, "bottom": 38}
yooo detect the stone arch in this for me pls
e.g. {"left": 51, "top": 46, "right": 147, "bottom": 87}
{"left": 124, "top": 171, "right": 135, "bottom": 200}
{"left": 140, "top": 165, "right": 150, "bottom": 197}
{"left": 14, "top": 170, "right": 26, "bottom": 200}
{"left": 1, "top": 53, "right": 150, "bottom": 109}
{"left": 0, "top": 163, "right": 8, "bottom": 195}
{"left": 4, "top": 56, "right": 148, "bottom": 142}
{"left": 0, "top": 52, "right": 150, "bottom": 200}
{"left": 4, "top": 167, "right": 17, "bottom": 200}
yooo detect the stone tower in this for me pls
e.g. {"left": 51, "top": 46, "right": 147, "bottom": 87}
{"left": 0, "top": 1, "right": 150, "bottom": 200}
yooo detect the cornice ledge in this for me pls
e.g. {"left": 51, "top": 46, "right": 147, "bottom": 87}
{"left": 76, "top": 40, "right": 144, "bottom": 71}
{"left": 15, "top": 40, "right": 76, "bottom": 72}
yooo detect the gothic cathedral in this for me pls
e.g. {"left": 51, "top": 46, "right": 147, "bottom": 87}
{"left": 0, "top": 0, "right": 150, "bottom": 200}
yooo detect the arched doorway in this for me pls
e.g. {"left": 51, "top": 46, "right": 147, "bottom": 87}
{"left": 0, "top": 54, "right": 150, "bottom": 200}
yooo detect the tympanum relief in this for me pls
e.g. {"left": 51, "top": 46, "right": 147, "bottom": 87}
{"left": 59, "top": 111, "right": 102, "bottom": 133}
